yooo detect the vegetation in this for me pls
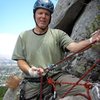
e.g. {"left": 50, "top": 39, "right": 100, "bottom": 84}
{"left": 0, "top": 86, "right": 7, "bottom": 100}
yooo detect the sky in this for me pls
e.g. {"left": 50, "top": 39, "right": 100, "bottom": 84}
{"left": 0, "top": 0, "right": 58, "bottom": 58}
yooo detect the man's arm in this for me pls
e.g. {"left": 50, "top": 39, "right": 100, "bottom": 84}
{"left": 66, "top": 29, "right": 100, "bottom": 53}
{"left": 17, "top": 59, "right": 44, "bottom": 77}
{"left": 17, "top": 59, "right": 30, "bottom": 74}
{"left": 67, "top": 39, "right": 91, "bottom": 53}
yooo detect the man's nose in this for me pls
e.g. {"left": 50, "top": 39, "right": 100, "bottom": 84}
{"left": 42, "top": 13, "right": 46, "bottom": 18}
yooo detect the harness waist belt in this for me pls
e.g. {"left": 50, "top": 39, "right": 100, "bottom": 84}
{"left": 24, "top": 75, "right": 47, "bottom": 82}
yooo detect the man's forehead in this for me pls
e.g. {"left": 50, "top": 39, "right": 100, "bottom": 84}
{"left": 36, "top": 8, "right": 50, "bottom": 12}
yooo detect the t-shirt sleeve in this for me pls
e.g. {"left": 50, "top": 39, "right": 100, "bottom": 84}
{"left": 12, "top": 35, "right": 26, "bottom": 61}
{"left": 58, "top": 30, "right": 74, "bottom": 50}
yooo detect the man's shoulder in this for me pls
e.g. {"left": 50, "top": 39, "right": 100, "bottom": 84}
{"left": 49, "top": 28, "right": 64, "bottom": 34}
{"left": 19, "top": 29, "right": 32, "bottom": 37}
{"left": 50, "top": 28, "right": 62, "bottom": 32}
{"left": 49, "top": 28, "right": 66, "bottom": 36}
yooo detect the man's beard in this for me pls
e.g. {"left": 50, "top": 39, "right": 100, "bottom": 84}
{"left": 36, "top": 22, "right": 48, "bottom": 30}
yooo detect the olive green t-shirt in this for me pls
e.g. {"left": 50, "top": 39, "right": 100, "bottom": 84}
{"left": 12, "top": 28, "right": 73, "bottom": 72}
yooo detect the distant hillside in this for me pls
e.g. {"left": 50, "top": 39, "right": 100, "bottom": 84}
{"left": 0, "top": 56, "right": 21, "bottom": 86}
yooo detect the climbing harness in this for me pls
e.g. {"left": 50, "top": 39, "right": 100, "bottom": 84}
{"left": 20, "top": 80, "right": 27, "bottom": 100}
{"left": 19, "top": 71, "right": 55, "bottom": 100}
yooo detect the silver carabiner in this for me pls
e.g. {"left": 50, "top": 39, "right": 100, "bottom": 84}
{"left": 92, "top": 83, "right": 100, "bottom": 100}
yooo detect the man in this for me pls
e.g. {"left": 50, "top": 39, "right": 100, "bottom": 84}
{"left": 3, "top": 0, "right": 100, "bottom": 100}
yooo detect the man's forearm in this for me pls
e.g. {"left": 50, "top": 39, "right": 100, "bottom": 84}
{"left": 67, "top": 39, "right": 91, "bottom": 53}
{"left": 17, "top": 59, "right": 30, "bottom": 74}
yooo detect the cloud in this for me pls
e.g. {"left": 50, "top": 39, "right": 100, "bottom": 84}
{"left": 0, "top": 33, "right": 18, "bottom": 58}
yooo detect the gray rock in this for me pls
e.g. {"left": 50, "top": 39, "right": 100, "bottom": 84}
{"left": 50, "top": 0, "right": 86, "bottom": 33}
{"left": 69, "top": 0, "right": 100, "bottom": 78}
{"left": 50, "top": 0, "right": 100, "bottom": 82}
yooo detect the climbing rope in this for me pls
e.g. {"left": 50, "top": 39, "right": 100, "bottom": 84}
{"left": 38, "top": 40, "right": 99, "bottom": 100}
{"left": 45, "top": 40, "right": 97, "bottom": 72}
{"left": 47, "top": 59, "right": 100, "bottom": 100}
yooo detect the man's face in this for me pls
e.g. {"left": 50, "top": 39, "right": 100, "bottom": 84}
{"left": 35, "top": 8, "right": 51, "bottom": 30}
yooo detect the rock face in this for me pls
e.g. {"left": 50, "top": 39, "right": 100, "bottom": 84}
{"left": 70, "top": 0, "right": 100, "bottom": 79}
{"left": 50, "top": 0, "right": 86, "bottom": 34}
{"left": 50, "top": 0, "right": 100, "bottom": 82}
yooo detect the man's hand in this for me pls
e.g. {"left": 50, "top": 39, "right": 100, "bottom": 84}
{"left": 28, "top": 66, "right": 44, "bottom": 77}
{"left": 89, "top": 29, "right": 100, "bottom": 43}
{"left": 6, "top": 75, "right": 21, "bottom": 89}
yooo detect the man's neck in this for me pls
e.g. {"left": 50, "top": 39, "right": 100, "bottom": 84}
{"left": 34, "top": 27, "right": 48, "bottom": 35}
